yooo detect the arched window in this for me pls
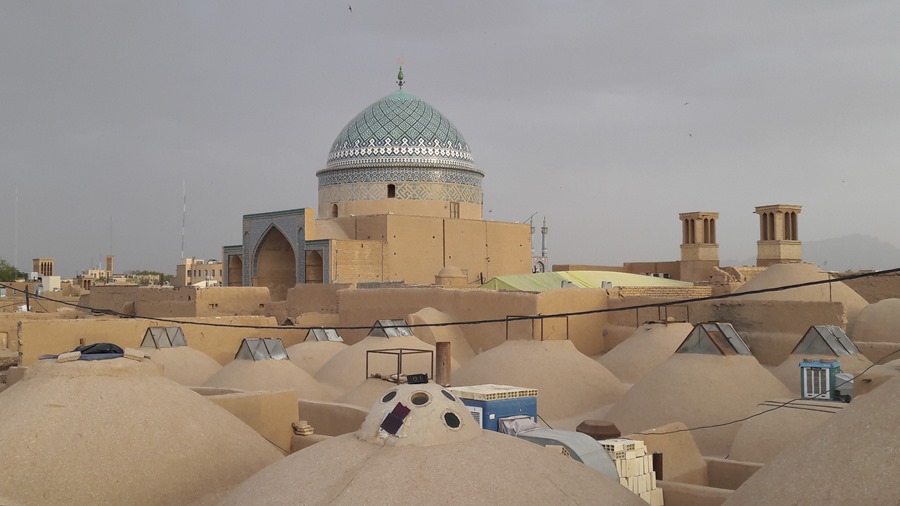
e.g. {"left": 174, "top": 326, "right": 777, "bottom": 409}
{"left": 387, "top": 184, "right": 396, "bottom": 198}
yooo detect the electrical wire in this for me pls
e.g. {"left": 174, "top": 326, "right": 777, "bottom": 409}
{"left": 1, "top": 267, "right": 897, "bottom": 331}
{"left": 2, "top": 269, "right": 898, "bottom": 435}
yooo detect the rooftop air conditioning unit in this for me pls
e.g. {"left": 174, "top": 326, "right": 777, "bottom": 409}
{"left": 448, "top": 384, "right": 538, "bottom": 432}
{"left": 800, "top": 359, "right": 843, "bottom": 401}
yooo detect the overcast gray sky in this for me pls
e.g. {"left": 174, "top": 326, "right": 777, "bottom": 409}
{"left": 2, "top": 1, "right": 899, "bottom": 277}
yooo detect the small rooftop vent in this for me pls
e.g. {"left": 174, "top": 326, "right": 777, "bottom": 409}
{"left": 140, "top": 326, "right": 188, "bottom": 349}
{"left": 234, "top": 338, "right": 289, "bottom": 361}
{"left": 368, "top": 319, "right": 414, "bottom": 338}
{"left": 305, "top": 328, "right": 344, "bottom": 342}
{"left": 676, "top": 322, "right": 752, "bottom": 356}
{"left": 792, "top": 325, "right": 860, "bottom": 357}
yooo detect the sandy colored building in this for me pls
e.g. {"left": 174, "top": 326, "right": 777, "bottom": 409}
{"left": 223, "top": 70, "right": 531, "bottom": 300}
{"left": 175, "top": 257, "right": 224, "bottom": 287}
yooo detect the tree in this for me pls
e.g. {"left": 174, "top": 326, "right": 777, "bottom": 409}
{"left": 0, "top": 259, "right": 26, "bottom": 282}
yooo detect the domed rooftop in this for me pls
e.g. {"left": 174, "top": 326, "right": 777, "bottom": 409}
{"left": 598, "top": 321, "right": 694, "bottom": 384}
{"left": 317, "top": 70, "right": 485, "bottom": 219}
{"left": 725, "top": 376, "right": 900, "bottom": 505}
{"left": 142, "top": 346, "right": 222, "bottom": 386}
{"left": 285, "top": 340, "right": 348, "bottom": 376}
{"left": 322, "top": 89, "right": 477, "bottom": 173}
{"left": 727, "top": 398, "right": 846, "bottom": 464}
{"left": 202, "top": 359, "right": 333, "bottom": 402}
{"left": 220, "top": 381, "right": 645, "bottom": 506}
{"left": 847, "top": 298, "right": 900, "bottom": 344}
{"left": 0, "top": 359, "right": 282, "bottom": 506}
{"left": 605, "top": 354, "right": 792, "bottom": 456}
{"left": 733, "top": 262, "right": 868, "bottom": 319}
{"left": 453, "top": 340, "right": 626, "bottom": 422}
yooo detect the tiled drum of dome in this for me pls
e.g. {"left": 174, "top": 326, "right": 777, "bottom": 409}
{"left": 319, "top": 182, "right": 481, "bottom": 204}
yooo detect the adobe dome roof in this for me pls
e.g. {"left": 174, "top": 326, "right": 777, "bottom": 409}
{"left": 605, "top": 354, "right": 792, "bottom": 456}
{"left": 321, "top": 90, "right": 480, "bottom": 174}
{"left": 725, "top": 376, "right": 900, "bottom": 505}
{"left": 285, "top": 340, "right": 348, "bottom": 376}
{"left": 847, "top": 298, "right": 900, "bottom": 344}
{"left": 733, "top": 263, "right": 868, "bottom": 319}
{"left": 727, "top": 398, "right": 846, "bottom": 464}
{"left": 453, "top": 340, "right": 626, "bottom": 421}
{"left": 598, "top": 322, "right": 694, "bottom": 384}
{"left": 202, "top": 359, "right": 333, "bottom": 402}
{"left": 0, "top": 359, "right": 282, "bottom": 506}
{"left": 219, "top": 382, "right": 644, "bottom": 506}
{"left": 142, "top": 346, "right": 222, "bottom": 386}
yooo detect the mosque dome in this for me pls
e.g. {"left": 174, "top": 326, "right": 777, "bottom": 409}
{"left": 323, "top": 90, "right": 477, "bottom": 173}
{"left": 317, "top": 69, "right": 484, "bottom": 220}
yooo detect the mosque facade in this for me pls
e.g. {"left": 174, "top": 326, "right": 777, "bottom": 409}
{"left": 223, "top": 70, "right": 531, "bottom": 299}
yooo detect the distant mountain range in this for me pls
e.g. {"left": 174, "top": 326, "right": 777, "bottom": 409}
{"left": 803, "top": 235, "right": 900, "bottom": 271}
{"left": 725, "top": 234, "right": 900, "bottom": 272}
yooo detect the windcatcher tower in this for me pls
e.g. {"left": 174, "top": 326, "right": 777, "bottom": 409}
{"left": 32, "top": 258, "right": 54, "bottom": 277}
{"left": 679, "top": 212, "right": 719, "bottom": 281}
{"left": 755, "top": 204, "right": 801, "bottom": 266}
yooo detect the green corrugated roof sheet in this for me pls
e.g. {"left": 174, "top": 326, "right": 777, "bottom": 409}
{"left": 479, "top": 271, "right": 693, "bottom": 292}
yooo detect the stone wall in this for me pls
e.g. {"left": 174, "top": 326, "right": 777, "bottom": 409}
{"left": 285, "top": 283, "right": 349, "bottom": 315}
{"left": 80, "top": 286, "right": 272, "bottom": 318}
{"left": 332, "top": 240, "right": 384, "bottom": 283}
{"left": 0, "top": 312, "right": 83, "bottom": 351}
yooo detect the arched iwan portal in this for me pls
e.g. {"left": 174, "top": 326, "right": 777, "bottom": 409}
{"left": 227, "top": 255, "right": 243, "bottom": 286}
{"left": 255, "top": 227, "right": 296, "bottom": 300}
{"left": 306, "top": 251, "right": 324, "bottom": 284}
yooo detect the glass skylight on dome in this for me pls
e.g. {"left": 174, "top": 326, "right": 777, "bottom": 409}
{"left": 234, "top": 338, "right": 289, "bottom": 361}
{"left": 305, "top": 328, "right": 343, "bottom": 342}
{"left": 792, "top": 325, "right": 860, "bottom": 356}
{"left": 141, "top": 326, "right": 188, "bottom": 349}
{"left": 676, "top": 322, "right": 752, "bottom": 356}
{"left": 368, "top": 319, "right": 414, "bottom": 338}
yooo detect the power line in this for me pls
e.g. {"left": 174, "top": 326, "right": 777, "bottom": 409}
{"left": 0, "top": 267, "right": 898, "bottom": 331}
{"left": 2, "top": 270, "right": 898, "bottom": 434}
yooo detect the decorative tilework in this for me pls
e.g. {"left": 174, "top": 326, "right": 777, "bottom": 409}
{"left": 325, "top": 91, "right": 477, "bottom": 172}
{"left": 317, "top": 167, "right": 483, "bottom": 188}
{"left": 242, "top": 210, "right": 309, "bottom": 285}
{"left": 319, "top": 182, "right": 482, "bottom": 204}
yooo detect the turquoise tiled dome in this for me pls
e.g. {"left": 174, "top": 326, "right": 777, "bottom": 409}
{"left": 322, "top": 91, "right": 479, "bottom": 173}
